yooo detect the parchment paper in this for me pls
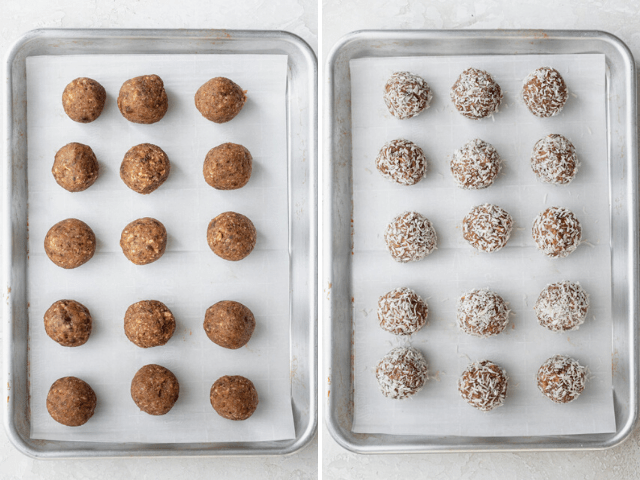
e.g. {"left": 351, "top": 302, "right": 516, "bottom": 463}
{"left": 26, "top": 54, "right": 295, "bottom": 442}
{"left": 350, "top": 54, "right": 615, "bottom": 436}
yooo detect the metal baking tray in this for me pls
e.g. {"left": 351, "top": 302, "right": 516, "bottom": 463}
{"left": 324, "top": 29, "right": 638, "bottom": 453}
{"left": 3, "top": 28, "right": 317, "bottom": 458}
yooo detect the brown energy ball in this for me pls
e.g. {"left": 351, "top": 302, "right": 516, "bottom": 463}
{"left": 117, "top": 74, "right": 168, "bottom": 124}
{"left": 46, "top": 376, "right": 96, "bottom": 426}
{"left": 131, "top": 364, "right": 179, "bottom": 415}
{"left": 457, "top": 289, "right": 510, "bottom": 338}
{"left": 120, "top": 143, "right": 170, "bottom": 194}
{"left": 532, "top": 207, "right": 582, "bottom": 258}
{"left": 210, "top": 375, "right": 259, "bottom": 420}
{"left": 384, "top": 211, "right": 437, "bottom": 263}
{"left": 203, "top": 143, "right": 253, "bottom": 190}
{"left": 44, "top": 218, "right": 96, "bottom": 269}
{"left": 537, "top": 355, "right": 587, "bottom": 404}
{"left": 124, "top": 300, "right": 176, "bottom": 348}
{"left": 62, "top": 77, "right": 106, "bottom": 123}
{"left": 195, "top": 77, "right": 247, "bottom": 124}
{"left": 450, "top": 68, "right": 503, "bottom": 120}
{"left": 458, "top": 360, "right": 508, "bottom": 411}
{"left": 52, "top": 142, "right": 99, "bottom": 192}
{"left": 377, "top": 287, "right": 428, "bottom": 336}
{"left": 462, "top": 204, "right": 513, "bottom": 253}
{"left": 204, "top": 300, "right": 255, "bottom": 349}
{"left": 207, "top": 212, "right": 256, "bottom": 261}
{"left": 120, "top": 217, "right": 167, "bottom": 265}
{"left": 522, "top": 67, "right": 568, "bottom": 118}
{"left": 375, "top": 346, "right": 428, "bottom": 399}
{"left": 530, "top": 134, "right": 579, "bottom": 185}
{"left": 383, "top": 72, "right": 433, "bottom": 119}
{"left": 44, "top": 299, "right": 92, "bottom": 347}
{"left": 535, "top": 281, "right": 589, "bottom": 332}
{"left": 450, "top": 139, "right": 501, "bottom": 190}
{"left": 375, "top": 139, "right": 427, "bottom": 186}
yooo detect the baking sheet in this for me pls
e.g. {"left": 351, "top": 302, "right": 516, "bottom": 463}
{"left": 350, "top": 54, "right": 616, "bottom": 437}
{"left": 26, "top": 54, "right": 295, "bottom": 443}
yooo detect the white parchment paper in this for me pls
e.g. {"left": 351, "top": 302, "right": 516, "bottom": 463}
{"left": 350, "top": 54, "right": 615, "bottom": 436}
{"left": 26, "top": 54, "right": 295, "bottom": 442}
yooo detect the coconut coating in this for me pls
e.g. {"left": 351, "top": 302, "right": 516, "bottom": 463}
{"left": 44, "top": 218, "right": 96, "bottom": 269}
{"left": 458, "top": 360, "right": 508, "bottom": 412}
{"left": 462, "top": 204, "right": 513, "bottom": 253}
{"left": 531, "top": 134, "right": 578, "bottom": 185}
{"left": 522, "top": 67, "right": 568, "bottom": 118}
{"left": 62, "top": 77, "right": 106, "bottom": 123}
{"left": 457, "top": 289, "right": 510, "bottom": 338}
{"left": 384, "top": 211, "right": 437, "bottom": 263}
{"left": 532, "top": 207, "right": 582, "bottom": 258}
{"left": 450, "top": 139, "right": 501, "bottom": 190}
{"left": 195, "top": 77, "right": 247, "bottom": 124}
{"left": 207, "top": 212, "right": 257, "bottom": 261}
{"left": 383, "top": 72, "right": 433, "bottom": 119}
{"left": 375, "top": 346, "right": 428, "bottom": 400}
{"left": 450, "top": 68, "right": 503, "bottom": 120}
{"left": 204, "top": 300, "right": 255, "bottom": 349}
{"left": 537, "top": 354, "right": 587, "bottom": 404}
{"left": 210, "top": 375, "right": 259, "bottom": 421}
{"left": 203, "top": 143, "right": 253, "bottom": 190}
{"left": 117, "top": 74, "right": 168, "bottom": 124}
{"left": 375, "top": 139, "right": 426, "bottom": 186}
{"left": 44, "top": 300, "right": 92, "bottom": 347}
{"left": 46, "top": 376, "right": 96, "bottom": 426}
{"left": 52, "top": 142, "right": 99, "bottom": 193}
{"left": 120, "top": 217, "right": 167, "bottom": 265}
{"left": 377, "top": 287, "right": 428, "bottom": 336}
{"left": 535, "top": 281, "right": 589, "bottom": 332}
{"left": 120, "top": 143, "right": 170, "bottom": 194}
{"left": 130, "top": 364, "right": 179, "bottom": 415}
{"left": 124, "top": 300, "right": 176, "bottom": 348}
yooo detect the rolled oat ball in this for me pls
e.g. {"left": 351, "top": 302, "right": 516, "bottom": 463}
{"left": 120, "top": 143, "right": 170, "bottom": 194}
{"left": 46, "top": 376, "right": 96, "bottom": 427}
{"left": 375, "top": 346, "right": 428, "bottom": 399}
{"left": 210, "top": 375, "right": 259, "bottom": 420}
{"left": 124, "top": 300, "right": 176, "bottom": 348}
{"left": 195, "top": 77, "right": 247, "bottom": 124}
{"left": 383, "top": 71, "right": 433, "bottom": 120}
{"left": 44, "top": 299, "right": 92, "bottom": 347}
{"left": 532, "top": 207, "right": 581, "bottom": 258}
{"left": 377, "top": 287, "right": 428, "bottom": 335}
{"left": 457, "top": 288, "right": 510, "bottom": 338}
{"left": 203, "top": 143, "right": 252, "bottom": 190}
{"left": 450, "top": 68, "right": 503, "bottom": 120}
{"left": 62, "top": 77, "right": 106, "bottom": 123}
{"left": 120, "top": 217, "right": 167, "bottom": 265}
{"left": 207, "top": 212, "right": 257, "bottom": 261}
{"left": 537, "top": 354, "right": 587, "bottom": 404}
{"left": 384, "top": 211, "right": 437, "bottom": 263}
{"left": 534, "top": 281, "right": 589, "bottom": 332}
{"left": 44, "top": 218, "right": 96, "bottom": 269}
{"left": 458, "top": 360, "right": 508, "bottom": 411}
{"left": 450, "top": 139, "right": 501, "bottom": 190}
{"left": 203, "top": 300, "right": 255, "bottom": 349}
{"left": 52, "top": 142, "right": 99, "bottom": 192}
{"left": 522, "top": 67, "right": 568, "bottom": 118}
{"left": 530, "top": 134, "right": 578, "bottom": 185}
{"left": 117, "top": 74, "right": 168, "bottom": 124}
{"left": 375, "top": 139, "right": 426, "bottom": 186}
{"left": 131, "top": 364, "right": 179, "bottom": 415}
{"left": 462, "top": 204, "right": 513, "bottom": 253}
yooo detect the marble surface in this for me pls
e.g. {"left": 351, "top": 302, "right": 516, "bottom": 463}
{"left": 322, "top": 0, "right": 640, "bottom": 478}
{"left": 0, "top": 0, "right": 317, "bottom": 478}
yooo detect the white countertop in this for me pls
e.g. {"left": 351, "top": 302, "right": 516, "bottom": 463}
{"left": 322, "top": 0, "right": 640, "bottom": 478}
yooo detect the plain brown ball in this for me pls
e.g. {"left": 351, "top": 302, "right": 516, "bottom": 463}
{"left": 204, "top": 300, "right": 255, "bottom": 349}
{"left": 203, "top": 143, "right": 252, "bottom": 190}
{"left": 120, "top": 217, "right": 167, "bottom": 265}
{"left": 210, "top": 375, "right": 258, "bottom": 421}
{"left": 117, "top": 74, "right": 168, "bottom": 124}
{"left": 44, "top": 299, "right": 92, "bottom": 347}
{"left": 44, "top": 218, "right": 96, "bottom": 269}
{"left": 130, "top": 364, "right": 179, "bottom": 415}
{"left": 52, "top": 142, "right": 99, "bottom": 192}
{"left": 120, "top": 143, "right": 170, "bottom": 194}
{"left": 46, "top": 376, "right": 97, "bottom": 426}
{"left": 195, "top": 77, "right": 246, "bottom": 123}
{"left": 62, "top": 77, "right": 106, "bottom": 123}
{"left": 207, "top": 212, "right": 256, "bottom": 261}
{"left": 124, "top": 300, "right": 176, "bottom": 348}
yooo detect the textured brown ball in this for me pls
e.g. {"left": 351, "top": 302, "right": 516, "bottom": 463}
{"left": 532, "top": 207, "right": 582, "bottom": 258}
{"left": 450, "top": 68, "right": 503, "bottom": 120}
{"left": 203, "top": 143, "right": 252, "bottom": 190}
{"left": 383, "top": 72, "right": 433, "bottom": 119}
{"left": 130, "top": 364, "right": 179, "bottom": 415}
{"left": 457, "top": 289, "right": 510, "bottom": 338}
{"left": 120, "top": 143, "right": 170, "bottom": 194}
{"left": 458, "top": 360, "right": 508, "bottom": 411}
{"left": 117, "top": 74, "right": 168, "bottom": 124}
{"left": 195, "top": 77, "right": 247, "bottom": 124}
{"left": 207, "top": 212, "right": 256, "bottom": 261}
{"left": 44, "top": 299, "right": 92, "bottom": 347}
{"left": 522, "top": 67, "right": 568, "bottom": 118}
{"left": 52, "top": 142, "right": 99, "bottom": 193}
{"left": 210, "top": 375, "right": 259, "bottom": 420}
{"left": 462, "top": 204, "right": 513, "bottom": 253}
{"left": 384, "top": 211, "right": 437, "bottom": 263}
{"left": 124, "top": 300, "right": 176, "bottom": 348}
{"left": 530, "top": 134, "right": 578, "bottom": 185}
{"left": 537, "top": 355, "right": 587, "bottom": 404}
{"left": 377, "top": 287, "right": 428, "bottom": 336}
{"left": 375, "top": 139, "right": 427, "bottom": 186}
{"left": 120, "top": 217, "right": 167, "bottom": 265}
{"left": 44, "top": 218, "right": 96, "bottom": 269}
{"left": 46, "top": 376, "right": 96, "bottom": 426}
{"left": 62, "top": 77, "right": 106, "bottom": 123}
{"left": 450, "top": 139, "right": 501, "bottom": 190}
{"left": 204, "top": 300, "right": 255, "bottom": 349}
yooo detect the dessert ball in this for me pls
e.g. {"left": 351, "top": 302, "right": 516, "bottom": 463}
{"left": 46, "top": 376, "right": 96, "bottom": 426}
{"left": 52, "top": 143, "right": 99, "bottom": 192}
{"left": 207, "top": 212, "right": 256, "bottom": 261}
{"left": 120, "top": 143, "right": 170, "bottom": 194}
{"left": 376, "top": 346, "right": 428, "bottom": 399}
{"left": 375, "top": 139, "right": 426, "bottom": 186}
{"left": 117, "top": 74, "right": 168, "bottom": 124}
{"left": 537, "top": 354, "right": 587, "bottom": 404}
{"left": 195, "top": 77, "right": 246, "bottom": 124}
{"left": 522, "top": 67, "right": 568, "bottom": 118}
{"left": 131, "top": 364, "right": 179, "bottom": 415}
{"left": 532, "top": 207, "right": 581, "bottom": 258}
{"left": 44, "top": 218, "right": 96, "bottom": 269}
{"left": 120, "top": 217, "right": 167, "bottom": 265}
{"left": 534, "top": 281, "right": 589, "bottom": 332}
{"left": 383, "top": 71, "right": 433, "bottom": 120}
{"left": 203, "top": 143, "right": 252, "bottom": 190}
{"left": 44, "top": 299, "right": 92, "bottom": 347}
{"left": 458, "top": 360, "right": 508, "bottom": 411}
{"left": 462, "top": 204, "right": 513, "bottom": 253}
{"left": 377, "top": 287, "right": 428, "bottom": 336}
{"left": 450, "top": 138, "right": 501, "bottom": 190}
{"left": 210, "top": 375, "right": 259, "bottom": 420}
{"left": 204, "top": 300, "right": 255, "bottom": 349}
{"left": 457, "top": 288, "right": 510, "bottom": 338}
{"left": 530, "top": 134, "right": 578, "bottom": 185}
{"left": 384, "top": 211, "right": 437, "bottom": 263}
{"left": 450, "top": 68, "right": 503, "bottom": 120}
{"left": 62, "top": 77, "right": 106, "bottom": 123}
{"left": 124, "top": 300, "right": 176, "bottom": 348}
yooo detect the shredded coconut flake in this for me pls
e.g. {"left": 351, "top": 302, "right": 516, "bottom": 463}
{"left": 522, "top": 67, "right": 569, "bottom": 117}
{"left": 375, "top": 346, "right": 429, "bottom": 399}
{"left": 450, "top": 138, "right": 502, "bottom": 190}
{"left": 384, "top": 72, "right": 433, "bottom": 120}
{"left": 532, "top": 206, "right": 582, "bottom": 258}
{"left": 534, "top": 281, "right": 589, "bottom": 332}
{"left": 462, "top": 204, "right": 513, "bottom": 253}
{"left": 378, "top": 287, "right": 428, "bottom": 335}
{"left": 537, "top": 354, "right": 587, "bottom": 403}
{"left": 450, "top": 68, "right": 503, "bottom": 120}
{"left": 457, "top": 288, "right": 510, "bottom": 338}
{"left": 376, "top": 139, "right": 427, "bottom": 186}
{"left": 458, "top": 360, "right": 508, "bottom": 411}
{"left": 531, "top": 134, "right": 579, "bottom": 185}
{"left": 385, "top": 211, "right": 438, "bottom": 263}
